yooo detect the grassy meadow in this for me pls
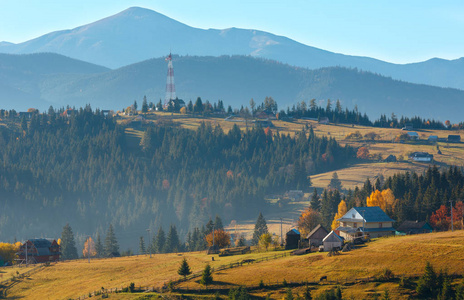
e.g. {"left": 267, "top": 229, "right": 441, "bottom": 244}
{"left": 4, "top": 231, "right": 464, "bottom": 299}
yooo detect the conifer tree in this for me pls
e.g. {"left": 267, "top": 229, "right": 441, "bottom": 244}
{"left": 310, "top": 188, "right": 320, "bottom": 211}
{"left": 155, "top": 226, "right": 166, "bottom": 253}
{"left": 200, "top": 264, "right": 213, "bottom": 287}
{"left": 142, "top": 96, "right": 148, "bottom": 113}
{"left": 60, "top": 223, "right": 78, "bottom": 260}
{"left": 328, "top": 172, "right": 342, "bottom": 191}
{"left": 139, "top": 236, "right": 146, "bottom": 254}
{"left": 303, "top": 285, "right": 312, "bottom": 300}
{"left": 164, "top": 225, "right": 180, "bottom": 253}
{"left": 214, "top": 215, "right": 224, "bottom": 230}
{"left": 178, "top": 257, "right": 192, "bottom": 279}
{"left": 252, "top": 213, "right": 268, "bottom": 245}
{"left": 95, "top": 232, "right": 103, "bottom": 258}
{"left": 104, "top": 224, "right": 119, "bottom": 257}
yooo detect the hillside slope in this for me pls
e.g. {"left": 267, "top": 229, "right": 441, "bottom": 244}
{"left": 2, "top": 54, "right": 463, "bottom": 122}
{"left": 0, "top": 7, "right": 463, "bottom": 90}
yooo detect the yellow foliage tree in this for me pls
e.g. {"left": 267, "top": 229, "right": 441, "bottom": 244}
{"left": 180, "top": 107, "right": 187, "bottom": 114}
{"left": 57, "top": 238, "right": 61, "bottom": 245}
{"left": 331, "top": 200, "right": 348, "bottom": 230}
{"left": 366, "top": 189, "right": 396, "bottom": 212}
{"left": 82, "top": 237, "right": 97, "bottom": 258}
{"left": 259, "top": 233, "right": 273, "bottom": 251}
{"left": 0, "top": 242, "right": 18, "bottom": 264}
{"left": 297, "top": 207, "right": 322, "bottom": 236}
{"left": 205, "top": 229, "right": 231, "bottom": 249}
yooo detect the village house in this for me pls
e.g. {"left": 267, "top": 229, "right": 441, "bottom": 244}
{"left": 285, "top": 228, "right": 301, "bottom": 250}
{"left": 319, "top": 117, "right": 329, "bottom": 125}
{"left": 18, "top": 239, "right": 60, "bottom": 264}
{"left": 306, "top": 224, "right": 329, "bottom": 248}
{"left": 396, "top": 221, "right": 433, "bottom": 235}
{"left": 408, "top": 152, "right": 433, "bottom": 162}
{"left": 322, "top": 231, "right": 344, "bottom": 251}
{"left": 336, "top": 206, "right": 395, "bottom": 240}
{"left": 448, "top": 135, "right": 461, "bottom": 143}
{"left": 407, "top": 132, "right": 419, "bottom": 140}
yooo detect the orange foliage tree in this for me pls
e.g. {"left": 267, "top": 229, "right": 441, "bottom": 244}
{"left": 331, "top": 200, "right": 347, "bottom": 230}
{"left": 205, "top": 229, "right": 231, "bottom": 248}
{"left": 82, "top": 237, "right": 97, "bottom": 258}
{"left": 297, "top": 207, "right": 322, "bottom": 236}
{"left": 366, "top": 189, "right": 396, "bottom": 212}
{"left": 430, "top": 205, "right": 450, "bottom": 231}
{"left": 357, "top": 147, "right": 370, "bottom": 159}
{"left": 453, "top": 201, "right": 464, "bottom": 229}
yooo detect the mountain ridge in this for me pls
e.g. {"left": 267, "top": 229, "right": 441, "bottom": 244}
{"left": 1, "top": 7, "right": 463, "bottom": 90}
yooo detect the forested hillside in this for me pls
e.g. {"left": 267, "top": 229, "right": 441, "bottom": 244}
{"left": 0, "top": 108, "right": 354, "bottom": 248}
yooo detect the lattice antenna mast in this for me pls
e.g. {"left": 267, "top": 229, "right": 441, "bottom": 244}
{"left": 164, "top": 53, "right": 176, "bottom": 107}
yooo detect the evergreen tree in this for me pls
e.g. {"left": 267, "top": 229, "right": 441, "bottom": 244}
{"left": 104, "top": 224, "right": 120, "bottom": 257}
{"left": 133, "top": 100, "right": 138, "bottom": 112}
{"left": 303, "top": 285, "right": 312, "bottom": 300}
{"left": 164, "top": 224, "right": 180, "bottom": 253}
{"left": 156, "top": 226, "right": 166, "bottom": 253}
{"left": 178, "top": 257, "right": 192, "bottom": 279}
{"left": 416, "top": 262, "right": 437, "bottom": 297}
{"left": 142, "top": 96, "right": 148, "bottom": 113}
{"left": 60, "top": 223, "right": 78, "bottom": 260}
{"left": 214, "top": 215, "right": 224, "bottom": 230}
{"left": 310, "top": 188, "right": 320, "bottom": 211}
{"left": 139, "top": 236, "right": 146, "bottom": 254}
{"left": 200, "top": 264, "right": 213, "bottom": 287}
{"left": 328, "top": 172, "right": 342, "bottom": 191}
{"left": 252, "top": 213, "right": 268, "bottom": 245}
{"left": 285, "top": 288, "right": 293, "bottom": 300}
{"left": 95, "top": 232, "right": 103, "bottom": 258}
{"left": 335, "top": 286, "right": 342, "bottom": 300}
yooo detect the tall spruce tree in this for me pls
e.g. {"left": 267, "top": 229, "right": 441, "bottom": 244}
{"left": 252, "top": 213, "right": 268, "bottom": 245}
{"left": 139, "top": 236, "right": 146, "bottom": 254}
{"left": 164, "top": 225, "right": 180, "bottom": 253}
{"left": 214, "top": 215, "right": 224, "bottom": 230}
{"left": 178, "top": 257, "right": 192, "bottom": 279}
{"left": 142, "top": 96, "right": 148, "bottom": 113}
{"left": 104, "top": 224, "right": 120, "bottom": 257}
{"left": 95, "top": 232, "right": 103, "bottom": 258}
{"left": 60, "top": 223, "right": 78, "bottom": 260}
{"left": 200, "top": 264, "right": 213, "bottom": 287}
{"left": 155, "top": 226, "right": 166, "bottom": 253}
{"left": 310, "top": 188, "right": 320, "bottom": 210}
{"left": 328, "top": 172, "right": 342, "bottom": 191}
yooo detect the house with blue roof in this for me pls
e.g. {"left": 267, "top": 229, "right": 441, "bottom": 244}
{"left": 336, "top": 206, "right": 395, "bottom": 240}
{"left": 285, "top": 228, "right": 301, "bottom": 250}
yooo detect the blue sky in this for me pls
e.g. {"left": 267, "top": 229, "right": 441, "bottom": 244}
{"left": 0, "top": 0, "right": 463, "bottom": 64}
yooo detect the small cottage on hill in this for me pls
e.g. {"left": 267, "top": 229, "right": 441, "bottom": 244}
{"left": 307, "top": 224, "right": 329, "bottom": 247}
{"left": 336, "top": 206, "right": 395, "bottom": 240}
{"left": 285, "top": 229, "right": 301, "bottom": 250}
{"left": 396, "top": 221, "right": 433, "bottom": 235}
{"left": 18, "top": 239, "right": 60, "bottom": 264}
{"left": 322, "top": 231, "right": 344, "bottom": 251}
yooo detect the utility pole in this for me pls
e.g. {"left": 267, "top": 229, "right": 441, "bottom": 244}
{"left": 361, "top": 210, "right": 366, "bottom": 239}
{"left": 146, "top": 229, "right": 151, "bottom": 258}
{"left": 212, "top": 223, "right": 215, "bottom": 248}
{"left": 280, "top": 218, "right": 283, "bottom": 246}
{"left": 25, "top": 241, "right": 28, "bottom": 266}
{"left": 87, "top": 237, "right": 91, "bottom": 264}
{"left": 450, "top": 200, "right": 454, "bottom": 232}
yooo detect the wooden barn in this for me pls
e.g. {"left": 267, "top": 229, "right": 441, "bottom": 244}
{"left": 396, "top": 221, "right": 433, "bottom": 235}
{"left": 18, "top": 239, "right": 60, "bottom": 264}
{"left": 285, "top": 228, "right": 301, "bottom": 250}
{"left": 307, "top": 224, "right": 329, "bottom": 248}
{"left": 322, "top": 231, "right": 344, "bottom": 251}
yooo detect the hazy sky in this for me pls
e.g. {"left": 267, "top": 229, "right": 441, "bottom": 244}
{"left": 0, "top": 0, "right": 463, "bottom": 64}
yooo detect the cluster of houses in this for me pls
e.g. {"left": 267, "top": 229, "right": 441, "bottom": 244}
{"left": 285, "top": 206, "right": 432, "bottom": 252}
{"left": 405, "top": 131, "right": 461, "bottom": 144}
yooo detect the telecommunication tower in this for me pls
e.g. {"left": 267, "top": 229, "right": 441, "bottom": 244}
{"left": 164, "top": 53, "right": 176, "bottom": 107}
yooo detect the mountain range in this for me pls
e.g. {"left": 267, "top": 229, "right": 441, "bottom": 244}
{"left": 1, "top": 53, "right": 463, "bottom": 122}
{"left": 1, "top": 7, "right": 464, "bottom": 91}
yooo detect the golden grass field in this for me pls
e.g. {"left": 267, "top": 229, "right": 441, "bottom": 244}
{"left": 4, "top": 231, "right": 464, "bottom": 299}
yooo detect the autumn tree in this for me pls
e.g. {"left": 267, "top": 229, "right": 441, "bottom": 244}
{"left": 0, "top": 243, "right": 18, "bottom": 264}
{"left": 297, "top": 207, "right": 322, "bottom": 236}
{"left": 430, "top": 205, "right": 450, "bottom": 231}
{"left": 357, "top": 147, "right": 370, "bottom": 159}
{"left": 82, "top": 237, "right": 97, "bottom": 258}
{"left": 205, "top": 229, "right": 231, "bottom": 248}
{"left": 178, "top": 257, "right": 192, "bottom": 279}
{"left": 259, "top": 233, "right": 272, "bottom": 251}
{"left": 366, "top": 189, "right": 396, "bottom": 212}
{"left": 331, "top": 200, "right": 347, "bottom": 230}
{"left": 180, "top": 107, "right": 187, "bottom": 114}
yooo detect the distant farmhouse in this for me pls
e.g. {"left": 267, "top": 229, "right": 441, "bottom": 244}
{"left": 18, "top": 239, "right": 60, "bottom": 264}
{"left": 448, "top": 135, "right": 461, "bottom": 143}
{"left": 396, "top": 221, "right": 433, "bottom": 235}
{"left": 407, "top": 132, "right": 419, "bottom": 140}
{"left": 336, "top": 206, "right": 395, "bottom": 240}
{"left": 401, "top": 123, "right": 413, "bottom": 131}
{"left": 409, "top": 152, "right": 433, "bottom": 162}
{"left": 319, "top": 117, "right": 329, "bottom": 125}
{"left": 306, "top": 224, "right": 329, "bottom": 248}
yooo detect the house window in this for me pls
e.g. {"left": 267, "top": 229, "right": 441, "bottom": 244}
{"left": 352, "top": 214, "right": 355, "bottom": 218}
{"left": 342, "top": 222, "right": 346, "bottom": 227}
{"left": 379, "top": 223, "right": 383, "bottom": 228}
{"left": 353, "top": 223, "right": 357, "bottom": 228}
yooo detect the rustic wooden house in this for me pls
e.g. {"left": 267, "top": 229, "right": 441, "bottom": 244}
{"left": 285, "top": 228, "right": 301, "bottom": 250}
{"left": 322, "top": 231, "right": 343, "bottom": 251}
{"left": 306, "top": 224, "right": 329, "bottom": 247}
{"left": 18, "top": 239, "right": 60, "bottom": 264}
{"left": 396, "top": 221, "right": 433, "bottom": 235}
{"left": 336, "top": 206, "right": 395, "bottom": 240}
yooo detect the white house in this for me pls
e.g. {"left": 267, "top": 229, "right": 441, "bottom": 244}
{"left": 407, "top": 132, "right": 419, "bottom": 140}
{"left": 322, "top": 231, "right": 344, "bottom": 251}
{"left": 408, "top": 152, "right": 433, "bottom": 162}
{"left": 336, "top": 206, "right": 395, "bottom": 240}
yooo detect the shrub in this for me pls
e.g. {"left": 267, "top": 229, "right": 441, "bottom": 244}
{"left": 283, "top": 279, "right": 288, "bottom": 287}
{"left": 364, "top": 132, "right": 380, "bottom": 140}
{"left": 357, "top": 147, "right": 370, "bottom": 159}
{"left": 259, "top": 279, "right": 265, "bottom": 289}
{"left": 345, "top": 131, "right": 363, "bottom": 140}
{"left": 379, "top": 268, "right": 394, "bottom": 281}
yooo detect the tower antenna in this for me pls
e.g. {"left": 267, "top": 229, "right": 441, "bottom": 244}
{"left": 164, "top": 52, "right": 176, "bottom": 108}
